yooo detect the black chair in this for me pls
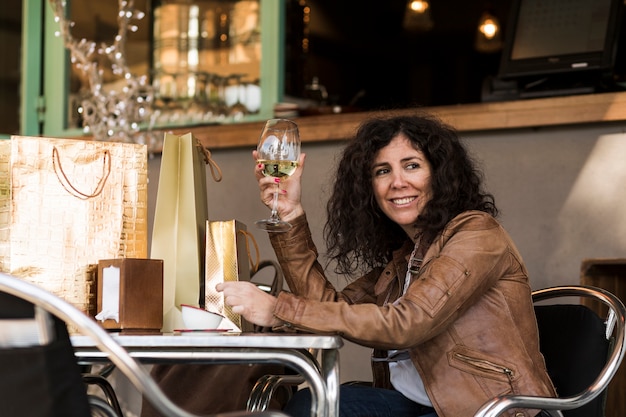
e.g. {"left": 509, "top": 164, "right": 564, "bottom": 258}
{"left": 0, "top": 272, "right": 291, "bottom": 417}
{"left": 475, "top": 285, "right": 626, "bottom": 417}
{"left": 244, "top": 284, "right": 626, "bottom": 417}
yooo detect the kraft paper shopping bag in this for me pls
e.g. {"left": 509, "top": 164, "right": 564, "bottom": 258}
{"left": 0, "top": 136, "right": 148, "bottom": 318}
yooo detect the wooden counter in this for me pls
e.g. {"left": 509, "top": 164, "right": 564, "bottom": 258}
{"left": 164, "top": 90, "right": 626, "bottom": 149}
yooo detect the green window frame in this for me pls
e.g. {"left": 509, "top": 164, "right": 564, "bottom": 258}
{"left": 21, "top": 0, "right": 284, "bottom": 138}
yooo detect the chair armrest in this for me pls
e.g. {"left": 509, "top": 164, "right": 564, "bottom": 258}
{"left": 474, "top": 395, "right": 566, "bottom": 417}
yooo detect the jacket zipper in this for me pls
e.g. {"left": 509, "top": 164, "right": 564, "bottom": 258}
{"left": 454, "top": 352, "right": 515, "bottom": 383}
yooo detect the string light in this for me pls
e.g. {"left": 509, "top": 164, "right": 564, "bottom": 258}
{"left": 48, "top": 0, "right": 157, "bottom": 147}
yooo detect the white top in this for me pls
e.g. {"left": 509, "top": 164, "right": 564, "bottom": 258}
{"left": 387, "top": 268, "right": 433, "bottom": 406}
{"left": 389, "top": 354, "right": 432, "bottom": 406}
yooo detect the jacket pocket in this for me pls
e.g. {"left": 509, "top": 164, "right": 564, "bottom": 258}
{"left": 448, "top": 346, "right": 519, "bottom": 396}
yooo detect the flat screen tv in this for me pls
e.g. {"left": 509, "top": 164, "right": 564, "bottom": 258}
{"left": 498, "top": 0, "right": 624, "bottom": 80}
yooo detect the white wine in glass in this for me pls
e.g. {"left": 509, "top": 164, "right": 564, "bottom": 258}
{"left": 255, "top": 119, "right": 301, "bottom": 232}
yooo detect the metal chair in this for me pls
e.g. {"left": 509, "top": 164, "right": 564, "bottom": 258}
{"left": 474, "top": 285, "right": 626, "bottom": 417}
{"left": 243, "top": 284, "right": 626, "bottom": 417}
{"left": 0, "top": 272, "right": 291, "bottom": 417}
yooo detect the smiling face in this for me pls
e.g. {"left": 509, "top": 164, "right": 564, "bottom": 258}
{"left": 371, "top": 134, "right": 433, "bottom": 239}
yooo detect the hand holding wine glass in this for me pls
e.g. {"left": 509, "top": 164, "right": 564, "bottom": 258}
{"left": 255, "top": 119, "right": 301, "bottom": 232}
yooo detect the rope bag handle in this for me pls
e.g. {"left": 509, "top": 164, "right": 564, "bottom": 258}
{"left": 195, "top": 138, "right": 222, "bottom": 182}
{"left": 52, "top": 146, "right": 111, "bottom": 200}
{"left": 238, "top": 229, "right": 260, "bottom": 274}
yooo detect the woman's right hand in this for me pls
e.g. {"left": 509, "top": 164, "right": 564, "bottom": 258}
{"left": 253, "top": 151, "right": 306, "bottom": 223}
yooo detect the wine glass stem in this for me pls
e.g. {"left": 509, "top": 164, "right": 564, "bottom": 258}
{"left": 269, "top": 188, "right": 280, "bottom": 221}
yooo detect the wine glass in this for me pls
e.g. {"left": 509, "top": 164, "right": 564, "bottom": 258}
{"left": 255, "top": 119, "right": 301, "bottom": 232}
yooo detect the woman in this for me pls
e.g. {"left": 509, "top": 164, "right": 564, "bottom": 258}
{"left": 217, "top": 114, "right": 556, "bottom": 417}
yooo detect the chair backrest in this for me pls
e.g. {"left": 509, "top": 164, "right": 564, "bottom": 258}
{"left": 474, "top": 285, "right": 626, "bottom": 417}
{"left": 534, "top": 304, "right": 609, "bottom": 417}
{"left": 0, "top": 292, "right": 92, "bottom": 417}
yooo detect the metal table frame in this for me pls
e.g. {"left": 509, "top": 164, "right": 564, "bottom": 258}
{"left": 71, "top": 333, "right": 342, "bottom": 417}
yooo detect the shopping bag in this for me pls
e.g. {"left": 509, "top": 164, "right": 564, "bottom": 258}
{"left": 151, "top": 132, "right": 221, "bottom": 332}
{"left": 0, "top": 136, "right": 148, "bottom": 317}
{"left": 204, "top": 219, "right": 259, "bottom": 330}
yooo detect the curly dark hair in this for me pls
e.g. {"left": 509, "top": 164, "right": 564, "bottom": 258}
{"left": 324, "top": 113, "right": 498, "bottom": 277}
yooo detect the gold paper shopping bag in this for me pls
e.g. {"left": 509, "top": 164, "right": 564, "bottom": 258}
{"left": 151, "top": 132, "right": 222, "bottom": 332}
{"left": 204, "top": 220, "right": 258, "bottom": 331}
{"left": 0, "top": 136, "right": 148, "bottom": 316}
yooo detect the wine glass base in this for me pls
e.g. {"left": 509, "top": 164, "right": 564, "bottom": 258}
{"left": 255, "top": 219, "right": 292, "bottom": 232}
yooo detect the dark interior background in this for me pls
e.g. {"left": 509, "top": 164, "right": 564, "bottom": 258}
{"left": 284, "top": 0, "right": 512, "bottom": 110}
{"left": 284, "top": 0, "right": 626, "bottom": 111}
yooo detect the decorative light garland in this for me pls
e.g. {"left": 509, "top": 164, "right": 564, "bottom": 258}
{"left": 48, "top": 0, "right": 157, "bottom": 146}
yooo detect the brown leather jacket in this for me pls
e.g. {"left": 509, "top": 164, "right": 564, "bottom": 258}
{"left": 270, "top": 211, "right": 556, "bottom": 417}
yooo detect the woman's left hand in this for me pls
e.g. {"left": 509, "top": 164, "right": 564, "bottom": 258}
{"left": 215, "top": 281, "right": 281, "bottom": 328}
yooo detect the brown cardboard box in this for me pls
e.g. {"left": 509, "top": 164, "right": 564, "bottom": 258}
{"left": 96, "top": 258, "right": 163, "bottom": 334}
